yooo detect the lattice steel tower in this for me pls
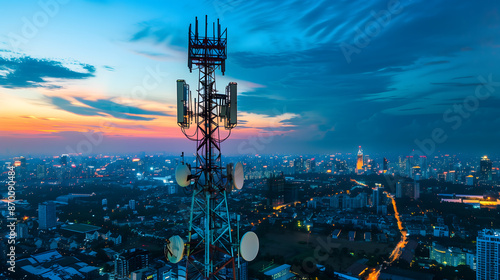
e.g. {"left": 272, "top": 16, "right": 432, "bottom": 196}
{"left": 171, "top": 15, "right": 246, "bottom": 280}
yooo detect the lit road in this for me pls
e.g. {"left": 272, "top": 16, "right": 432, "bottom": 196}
{"left": 366, "top": 192, "right": 407, "bottom": 279}
{"left": 350, "top": 179, "right": 368, "bottom": 187}
{"left": 366, "top": 268, "right": 380, "bottom": 280}
{"left": 386, "top": 192, "right": 408, "bottom": 262}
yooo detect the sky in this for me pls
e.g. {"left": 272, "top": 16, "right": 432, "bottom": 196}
{"left": 0, "top": 0, "right": 499, "bottom": 157}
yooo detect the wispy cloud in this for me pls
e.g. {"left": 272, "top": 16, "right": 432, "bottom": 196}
{"left": 0, "top": 56, "right": 95, "bottom": 89}
{"left": 46, "top": 96, "right": 170, "bottom": 121}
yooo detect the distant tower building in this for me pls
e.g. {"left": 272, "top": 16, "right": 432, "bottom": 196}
{"left": 356, "top": 146, "right": 363, "bottom": 174}
{"left": 447, "top": 170, "right": 456, "bottom": 182}
{"left": 412, "top": 166, "right": 421, "bottom": 179}
{"left": 373, "top": 184, "right": 381, "bottom": 211}
{"left": 477, "top": 229, "right": 500, "bottom": 280}
{"left": 406, "top": 157, "right": 412, "bottom": 177}
{"left": 414, "top": 182, "right": 420, "bottom": 200}
{"left": 383, "top": 157, "right": 388, "bottom": 173}
{"left": 102, "top": 199, "right": 107, "bottom": 206}
{"left": 480, "top": 156, "right": 492, "bottom": 181}
{"left": 294, "top": 157, "right": 304, "bottom": 174}
{"left": 419, "top": 156, "right": 428, "bottom": 178}
{"left": 310, "top": 158, "right": 316, "bottom": 173}
{"left": 466, "top": 175, "right": 474, "bottom": 186}
{"left": 60, "top": 154, "right": 69, "bottom": 165}
{"left": 38, "top": 201, "right": 56, "bottom": 230}
{"left": 305, "top": 159, "right": 311, "bottom": 173}
{"left": 14, "top": 156, "right": 27, "bottom": 179}
{"left": 267, "top": 173, "right": 285, "bottom": 208}
{"left": 36, "top": 164, "right": 46, "bottom": 179}
{"left": 396, "top": 182, "right": 402, "bottom": 198}
{"left": 129, "top": 200, "right": 136, "bottom": 210}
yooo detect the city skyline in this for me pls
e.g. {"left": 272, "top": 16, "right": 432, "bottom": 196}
{"left": 0, "top": 0, "right": 499, "bottom": 156}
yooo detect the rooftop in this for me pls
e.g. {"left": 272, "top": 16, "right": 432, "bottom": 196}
{"left": 61, "top": 223, "right": 101, "bottom": 233}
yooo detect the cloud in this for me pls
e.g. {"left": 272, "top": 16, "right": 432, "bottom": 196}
{"left": 46, "top": 96, "right": 171, "bottom": 121}
{"left": 220, "top": 0, "right": 500, "bottom": 153}
{"left": 19, "top": 115, "right": 60, "bottom": 121}
{"left": 129, "top": 20, "right": 184, "bottom": 47}
{"left": 0, "top": 56, "right": 95, "bottom": 89}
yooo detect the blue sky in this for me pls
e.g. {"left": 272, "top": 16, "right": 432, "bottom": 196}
{"left": 0, "top": 0, "right": 499, "bottom": 156}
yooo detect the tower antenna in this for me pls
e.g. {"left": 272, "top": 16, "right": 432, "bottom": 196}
{"left": 170, "top": 16, "right": 258, "bottom": 280}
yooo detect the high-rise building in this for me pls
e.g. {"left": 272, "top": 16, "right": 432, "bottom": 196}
{"left": 419, "top": 156, "right": 428, "bottom": 178}
{"left": 466, "top": 175, "right": 474, "bottom": 186}
{"left": 447, "top": 170, "right": 456, "bottom": 183}
{"left": 36, "top": 164, "right": 46, "bottom": 179}
{"left": 115, "top": 249, "right": 149, "bottom": 279}
{"left": 356, "top": 146, "right": 363, "bottom": 174}
{"left": 373, "top": 184, "right": 381, "bottom": 212}
{"left": 480, "top": 156, "right": 492, "bottom": 181}
{"left": 414, "top": 182, "right": 420, "bottom": 200}
{"left": 396, "top": 182, "right": 402, "bottom": 198}
{"left": 383, "top": 157, "right": 388, "bottom": 173}
{"left": 294, "top": 157, "right": 304, "bottom": 174}
{"left": 38, "top": 201, "right": 57, "bottom": 230}
{"left": 477, "top": 229, "right": 500, "bottom": 280}
{"left": 129, "top": 200, "right": 136, "bottom": 210}
{"left": 60, "top": 154, "right": 68, "bottom": 165}
{"left": 310, "top": 158, "right": 316, "bottom": 173}
{"left": 412, "top": 166, "right": 421, "bottom": 179}
{"left": 267, "top": 173, "right": 285, "bottom": 208}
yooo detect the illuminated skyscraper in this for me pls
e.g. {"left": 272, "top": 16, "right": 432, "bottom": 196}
{"left": 480, "top": 156, "right": 492, "bottom": 181}
{"left": 477, "top": 229, "right": 500, "bottom": 280}
{"left": 383, "top": 157, "right": 388, "bottom": 173}
{"left": 356, "top": 146, "right": 363, "bottom": 174}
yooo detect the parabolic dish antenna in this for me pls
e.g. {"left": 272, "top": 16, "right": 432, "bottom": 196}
{"left": 233, "top": 162, "right": 244, "bottom": 190}
{"left": 175, "top": 164, "right": 191, "bottom": 187}
{"left": 166, "top": 235, "right": 184, "bottom": 263}
{"left": 240, "top": 231, "right": 259, "bottom": 261}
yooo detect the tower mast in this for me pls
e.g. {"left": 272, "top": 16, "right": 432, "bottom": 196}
{"left": 175, "top": 15, "right": 238, "bottom": 279}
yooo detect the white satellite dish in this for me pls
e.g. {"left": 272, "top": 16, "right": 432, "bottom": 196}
{"left": 240, "top": 231, "right": 259, "bottom": 261}
{"left": 233, "top": 162, "right": 244, "bottom": 190}
{"left": 166, "top": 235, "right": 184, "bottom": 263}
{"left": 175, "top": 164, "right": 191, "bottom": 187}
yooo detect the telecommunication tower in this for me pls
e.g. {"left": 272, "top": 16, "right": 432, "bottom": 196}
{"left": 166, "top": 16, "right": 259, "bottom": 280}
